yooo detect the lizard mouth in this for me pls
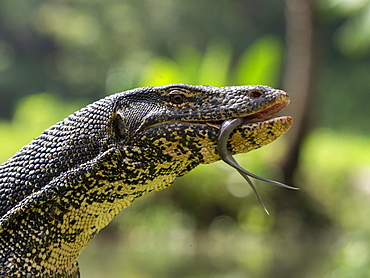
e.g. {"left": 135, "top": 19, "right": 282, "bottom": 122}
{"left": 204, "top": 100, "right": 291, "bottom": 129}
{"left": 140, "top": 98, "right": 291, "bottom": 131}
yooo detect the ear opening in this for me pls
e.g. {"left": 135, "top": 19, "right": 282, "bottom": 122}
{"left": 112, "top": 112, "right": 127, "bottom": 142}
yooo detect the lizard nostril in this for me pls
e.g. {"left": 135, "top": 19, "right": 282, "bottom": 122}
{"left": 248, "top": 90, "right": 262, "bottom": 98}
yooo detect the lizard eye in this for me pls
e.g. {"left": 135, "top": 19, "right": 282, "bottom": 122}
{"left": 170, "top": 92, "right": 185, "bottom": 105}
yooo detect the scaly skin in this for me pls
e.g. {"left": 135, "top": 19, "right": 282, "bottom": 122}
{"left": 0, "top": 84, "right": 292, "bottom": 277}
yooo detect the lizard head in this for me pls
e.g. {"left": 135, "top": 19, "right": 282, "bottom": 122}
{"left": 113, "top": 84, "right": 292, "bottom": 167}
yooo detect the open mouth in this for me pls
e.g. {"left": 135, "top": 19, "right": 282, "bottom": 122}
{"left": 205, "top": 99, "right": 290, "bottom": 129}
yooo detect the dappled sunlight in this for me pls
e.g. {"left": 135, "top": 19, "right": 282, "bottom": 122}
{"left": 350, "top": 165, "right": 370, "bottom": 195}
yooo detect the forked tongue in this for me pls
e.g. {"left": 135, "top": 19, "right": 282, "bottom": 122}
{"left": 217, "top": 118, "right": 299, "bottom": 215}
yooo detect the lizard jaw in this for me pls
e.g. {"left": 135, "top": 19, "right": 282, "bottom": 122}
{"left": 141, "top": 98, "right": 292, "bottom": 135}
{"left": 204, "top": 98, "right": 291, "bottom": 129}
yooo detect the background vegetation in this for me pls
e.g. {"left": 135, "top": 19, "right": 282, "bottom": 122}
{"left": 1, "top": 0, "right": 370, "bottom": 277}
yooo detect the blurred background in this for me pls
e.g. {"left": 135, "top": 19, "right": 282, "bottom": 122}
{"left": 1, "top": 0, "right": 370, "bottom": 277}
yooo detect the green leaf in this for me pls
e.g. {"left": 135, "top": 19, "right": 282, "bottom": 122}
{"left": 198, "top": 39, "right": 232, "bottom": 86}
{"left": 235, "top": 36, "right": 283, "bottom": 86}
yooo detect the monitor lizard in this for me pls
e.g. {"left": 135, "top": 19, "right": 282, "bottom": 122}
{"left": 0, "top": 84, "right": 292, "bottom": 277}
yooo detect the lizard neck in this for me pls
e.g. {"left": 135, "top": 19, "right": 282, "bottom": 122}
{"left": 0, "top": 146, "right": 195, "bottom": 277}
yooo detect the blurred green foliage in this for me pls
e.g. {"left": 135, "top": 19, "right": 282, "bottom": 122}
{"left": 139, "top": 36, "right": 283, "bottom": 87}
{"left": 1, "top": 0, "right": 370, "bottom": 277}
{"left": 318, "top": 0, "right": 370, "bottom": 58}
